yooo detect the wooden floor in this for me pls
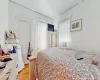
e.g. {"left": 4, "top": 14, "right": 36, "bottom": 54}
{"left": 18, "top": 64, "right": 29, "bottom": 80}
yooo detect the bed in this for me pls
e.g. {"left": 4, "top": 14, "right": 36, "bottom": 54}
{"left": 29, "top": 48, "right": 100, "bottom": 80}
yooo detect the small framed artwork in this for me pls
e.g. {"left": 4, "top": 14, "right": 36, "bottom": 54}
{"left": 70, "top": 19, "right": 82, "bottom": 32}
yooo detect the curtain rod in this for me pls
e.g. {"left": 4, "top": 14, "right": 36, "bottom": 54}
{"left": 61, "top": 0, "right": 84, "bottom": 15}
{"left": 9, "top": 0, "right": 53, "bottom": 20}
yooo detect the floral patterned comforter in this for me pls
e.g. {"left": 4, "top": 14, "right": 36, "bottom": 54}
{"left": 35, "top": 49, "right": 94, "bottom": 80}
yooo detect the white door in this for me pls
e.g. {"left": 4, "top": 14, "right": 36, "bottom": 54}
{"left": 37, "top": 21, "right": 47, "bottom": 50}
{"left": 17, "top": 20, "right": 31, "bottom": 64}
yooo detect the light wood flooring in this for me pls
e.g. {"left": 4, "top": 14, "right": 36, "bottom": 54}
{"left": 18, "top": 64, "right": 29, "bottom": 80}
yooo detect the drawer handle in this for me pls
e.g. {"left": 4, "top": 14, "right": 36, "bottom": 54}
{"left": 6, "top": 77, "right": 9, "bottom": 80}
{"left": 6, "top": 69, "right": 11, "bottom": 80}
{"left": 6, "top": 69, "right": 11, "bottom": 74}
{"left": 6, "top": 71, "right": 11, "bottom": 74}
{"left": 16, "top": 64, "right": 18, "bottom": 68}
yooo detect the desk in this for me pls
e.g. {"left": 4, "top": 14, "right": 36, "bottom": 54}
{"left": 0, "top": 54, "right": 17, "bottom": 80}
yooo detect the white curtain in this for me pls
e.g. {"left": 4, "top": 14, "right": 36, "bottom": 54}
{"left": 59, "top": 18, "right": 72, "bottom": 48}
{"left": 37, "top": 21, "right": 47, "bottom": 50}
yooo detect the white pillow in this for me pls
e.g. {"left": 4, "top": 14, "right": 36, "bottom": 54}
{"left": 65, "top": 50, "right": 76, "bottom": 57}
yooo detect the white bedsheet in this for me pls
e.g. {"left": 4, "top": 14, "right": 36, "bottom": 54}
{"left": 60, "top": 48, "right": 100, "bottom": 79}
{"left": 75, "top": 50, "right": 100, "bottom": 80}
{"left": 43, "top": 48, "right": 100, "bottom": 79}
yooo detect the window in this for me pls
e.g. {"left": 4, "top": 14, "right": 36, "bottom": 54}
{"left": 59, "top": 18, "right": 72, "bottom": 48}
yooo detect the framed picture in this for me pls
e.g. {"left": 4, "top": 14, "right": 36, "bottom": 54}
{"left": 70, "top": 19, "right": 82, "bottom": 32}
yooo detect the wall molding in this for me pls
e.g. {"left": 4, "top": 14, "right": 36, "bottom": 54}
{"left": 9, "top": 0, "right": 53, "bottom": 20}
{"left": 61, "top": 0, "right": 84, "bottom": 15}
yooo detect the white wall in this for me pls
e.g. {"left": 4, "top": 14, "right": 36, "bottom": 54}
{"left": 0, "top": 0, "right": 8, "bottom": 45}
{"left": 53, "top": 17, "right": 60, "bottom": 30}
{"left": 9, "top": 1, "right": 53, "bottom": 52}
{"left": 57, "top": 0, "right": 100, "bottom": 52}
{"left": 9, "top": 1, "right": 53, "bottom": 30}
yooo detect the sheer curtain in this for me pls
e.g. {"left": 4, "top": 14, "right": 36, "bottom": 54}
{"left": 37, "top": 21, "right": 47, "bottom": 50}
{"left": 59, "top": 18, "right": 72, "bottom": 48}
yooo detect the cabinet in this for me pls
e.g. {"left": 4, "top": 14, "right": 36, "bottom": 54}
{"left": 47, "top": 31, "right": 57, "bottom": 48}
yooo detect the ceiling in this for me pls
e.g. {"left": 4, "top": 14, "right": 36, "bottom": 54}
{"left": 11, "top": 0, "right": 83, "bottom": 19}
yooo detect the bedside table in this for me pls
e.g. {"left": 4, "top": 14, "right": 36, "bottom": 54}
{"left": 29, "top": 56, "right": 36, "bottom": 80}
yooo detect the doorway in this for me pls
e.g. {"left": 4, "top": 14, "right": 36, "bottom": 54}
{"left": 16, "top": 20, "right": 31, "bottom": 64}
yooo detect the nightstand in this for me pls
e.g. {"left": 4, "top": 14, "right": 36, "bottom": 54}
{"left": 29, "top": 56, "right": 36, "bottom": 80}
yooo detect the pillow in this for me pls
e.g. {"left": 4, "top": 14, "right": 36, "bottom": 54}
{"left": 65, "top": 50, "right": 76, "bottom": 57}
{"left": 55, "top": 48, "right": 76, "bottom": 57}
{"left": 65, "top": 48, "right": 74, "bottom": 50}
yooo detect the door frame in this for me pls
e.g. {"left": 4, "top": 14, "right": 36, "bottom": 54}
{"left": 16, "top": 17, "right": 32, "bottom": 64}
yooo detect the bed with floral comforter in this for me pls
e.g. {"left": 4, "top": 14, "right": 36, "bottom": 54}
{"left": 35, "top": 48, "right": 99, "bottom": 80}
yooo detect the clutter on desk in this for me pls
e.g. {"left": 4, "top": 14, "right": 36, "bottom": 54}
{"left": 0, "top": 30, "right": 18, "bottom": 71}
{"left": 2, "top": 58, "right": 12, "bottom": 62}
{"left": 0, "top": 44, "right": 11, "bottom": 62}
{"left": 0, "top": 62, "right": 6, "bottom": 69}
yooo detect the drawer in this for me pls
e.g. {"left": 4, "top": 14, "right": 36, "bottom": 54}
{"left": 1, "top": 70, "right": 11, "bottom": 80}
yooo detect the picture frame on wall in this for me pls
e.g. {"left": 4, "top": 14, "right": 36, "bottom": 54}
{"left": 70, "top": 19, "right": 82, "bottom": 32}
